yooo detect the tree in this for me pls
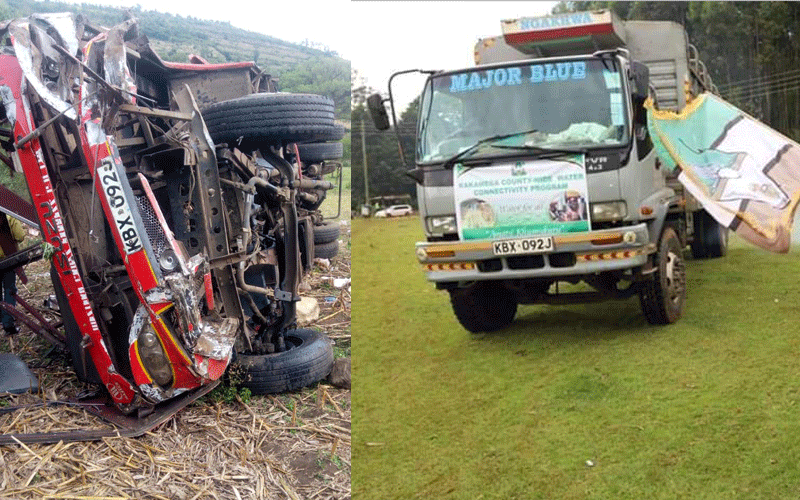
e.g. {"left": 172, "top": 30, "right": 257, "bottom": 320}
{"left": 279, "top": 57, "right": 350, "bottom": 119}
{"left": 553, "top": 1, "right": 800, "bottom": 141}
{"left": 351, "top": 88, "right": 417, "bottom": 210}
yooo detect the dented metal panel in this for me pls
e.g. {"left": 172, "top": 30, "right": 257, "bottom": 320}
{"left": 0, "top": 13, "right": 245, "bottom": 413}
{"left": 170, "top": 69, "right": 255, "bottom": 110}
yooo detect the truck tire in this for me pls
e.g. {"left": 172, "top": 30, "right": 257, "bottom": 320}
{"left": 298, "top": 142, "right": 344, "bottom": 163}
{"left": 639, "top": 227, "right": 686, "bottom": 325}
{"left": 449, "top": 281, "right": 517, "bottom": 333}
{"left": 233, "top": 329, "right": 334, "bottom": 394}
{"left": 314, "top": 240, "right": 339, "bottom": 259}
{"left": 313, "top": 221, "right": 340, "bottom": 244}
{"left": 691, "top": 210, "right": 728, "bottom": 259}
{"left": 203, "top": 93, "right": 337, "bottom": 146}
{"left": 313, "top": 124, "right": 346, "bottom": 142}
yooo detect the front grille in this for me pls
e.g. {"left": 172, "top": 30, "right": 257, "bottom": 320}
{"left": 136, "top": 196, "right": 169, "bottom": 257}
{"left": 476, "top": 253, "right": 576, "bottom": 272}
{"left": 477, "top": 258, "right": 502, "bottom": 272}
{"left": 549, "top": 252, "right": 576, "bottom": 268}
{"left": 507, "top": 255, "right": 545, "bottom": 270}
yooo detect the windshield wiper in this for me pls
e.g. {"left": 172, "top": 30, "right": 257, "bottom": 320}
{"left": 490, "top": 144, "right": 589, "bottom": 155}
{"left": 441, "top": 128, "right": 539, "bottom": 169}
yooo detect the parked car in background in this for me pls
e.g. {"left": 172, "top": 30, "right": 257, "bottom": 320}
{"left": 375, "top": 204, "right": 414, "bottom": 218}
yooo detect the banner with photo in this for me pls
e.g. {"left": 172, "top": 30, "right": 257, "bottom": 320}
{"left": 453, "top": 155, "right": 591, "bottom": 241}
{"left": 647, "top": 93, "right": 800, "bottom": 253}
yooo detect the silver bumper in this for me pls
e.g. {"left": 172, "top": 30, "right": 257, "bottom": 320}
{"left": 416, "top": 224, "right": 655, "bottom": 282}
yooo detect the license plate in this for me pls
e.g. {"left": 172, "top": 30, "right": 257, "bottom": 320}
{"left": 492, "top": 236, "right": 553, "bottom": 256}
{"left": 99, "top": 157, "right": 143, "bottom": 255}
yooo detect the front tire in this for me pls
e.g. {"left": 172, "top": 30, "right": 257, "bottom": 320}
{"left": 449, "top": 281, "right": 517, "bottom": 333}
{"left": 639, "top": 227, "right": 686, "bottom": 324}
{"left": 233, "top": 329, "right": 334, "bottom": 394}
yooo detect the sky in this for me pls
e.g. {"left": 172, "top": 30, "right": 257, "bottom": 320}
{"left": 51, "top": 0, "right": 557, "bottom": 112}
{"left": 351, "top": 1, "right": 558, "bottom": 112}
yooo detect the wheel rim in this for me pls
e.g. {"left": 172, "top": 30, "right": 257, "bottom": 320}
{"left": 664, "top": 250, "right": 686, "bottom": 305}
{"left": 285, "top": 334, "right": 306, "bottom": 350}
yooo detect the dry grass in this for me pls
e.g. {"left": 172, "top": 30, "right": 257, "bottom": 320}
{"left": 0, "top": 224, "right": 351, "bottom": 500}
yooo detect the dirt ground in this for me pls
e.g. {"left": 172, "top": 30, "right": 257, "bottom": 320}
{"left": 0, "top": 221, "right": 351, "bottom": 500}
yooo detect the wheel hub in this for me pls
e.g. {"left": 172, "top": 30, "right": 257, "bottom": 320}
{"left": 665, "top": 251, "right": 686, "bottom": 304}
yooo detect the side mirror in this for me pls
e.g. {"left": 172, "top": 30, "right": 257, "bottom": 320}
{"left": 630, "top": 61, "right": 649, "bottom": 101}
{"left": 367, "top": 93, "right": 391, "bottom": 131}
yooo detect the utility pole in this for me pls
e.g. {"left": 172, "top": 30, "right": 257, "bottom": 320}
{"left": 361, "top": 118, "right": 369, "bottom": 213}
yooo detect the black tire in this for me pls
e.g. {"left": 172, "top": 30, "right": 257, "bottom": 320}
{"left": 298, "top": 142, "right": 344, "bottom": 163}
{"left": 639, "top": 227, "right": 686, "bottom": 325}
{"left": 449, "top": 281, "right": 517, "bottom": 333}
{"left": 233, "top": 329, "right": 334, "bottom": 394}
{"left": 313, "top": 221, "right": 340, "bottom": 244}
{"left": 203, "top": 93, "right": 338, "bottom": 145}
{"left": 313, "top": 124, "right": 346, "bottom": 142}
{"left": 691, "top": 210, "right": 728, "bottom": 259}
{"left": 314, "top": 240, "right": 339, "bottom": 259}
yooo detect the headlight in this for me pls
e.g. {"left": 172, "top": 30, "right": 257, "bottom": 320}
{"left": 137, "top": 326, "right": 174, "bottom": 387}
{"left": 426, "top": 215, "right": 457, "bottom": 235}
{"left": 590, "top": 202, "right": 627, "bottom": 222}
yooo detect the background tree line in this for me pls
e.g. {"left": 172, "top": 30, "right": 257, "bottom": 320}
{"left": 556, "top": 1, "right": 800, "bottom": 136}
{"left": 350, "top": 75, "right": 417, "bottom": 210}
{"left": 352, "top": 1, "right": 800, "bottom": 210}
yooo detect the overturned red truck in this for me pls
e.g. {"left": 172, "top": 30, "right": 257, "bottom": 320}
{"left": 0, "top": 13, "right": 343, "bottom": 439}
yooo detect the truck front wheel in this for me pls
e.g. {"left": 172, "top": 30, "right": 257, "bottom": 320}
{"left": 639, "top": 227, "right": 686, "bottom": 324}
{"left": 449, "top": 281, "right": 517, "bottom": 333}
{"left": 232, "top": 329, "right": 334, "bottom": 394}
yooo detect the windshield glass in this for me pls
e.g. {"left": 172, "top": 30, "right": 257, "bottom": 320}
{"left": 417, "top": 58, "right": 629, "bottom": 163}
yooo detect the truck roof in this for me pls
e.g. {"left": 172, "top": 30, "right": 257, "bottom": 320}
{"left": 496, "top": 10, "right": 626, "bottom": 58}
{"left": 474, "top": 9, "right": 704, "bottom": 112}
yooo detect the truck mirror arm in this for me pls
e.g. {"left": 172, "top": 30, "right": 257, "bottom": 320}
{"left": 386, "top": 69, "right": 437, "bottom": 167}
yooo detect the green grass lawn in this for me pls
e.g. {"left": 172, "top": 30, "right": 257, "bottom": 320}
{"left": 353, "top": 216, "right": 800, "bottom": 499}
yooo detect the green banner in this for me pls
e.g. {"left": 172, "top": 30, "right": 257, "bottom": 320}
{"left": 453, "top": 155, "right": 591, "bottom": 241}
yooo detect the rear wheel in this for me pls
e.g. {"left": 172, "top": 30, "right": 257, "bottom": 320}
{"left": 298, "top": 142, "right": 344, "bottom": 163}
{"left": 233, "top": 329, "right": 334, "bottom": 394}
{"left": 449, "top": 281, "right": 517, "bottom": 333}
{"left": 691, "top": 210, "right": 728, "bottom": 259}
{"left": 314, "top": 240, "right": 339, "bottom": 260}
{"left": 313, "top": 221, "right": 340, "bottom": 244}
{"left": 639, "top": 227, "right": 686, "bottom": 324}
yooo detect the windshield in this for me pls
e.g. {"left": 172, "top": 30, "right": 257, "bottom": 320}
{"left": 417, "top": 58, "right": 629, "bottom": 163}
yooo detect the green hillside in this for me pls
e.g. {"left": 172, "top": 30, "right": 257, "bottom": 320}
{"left": 0, "top": 0, "right": 350, "bottom": 118}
